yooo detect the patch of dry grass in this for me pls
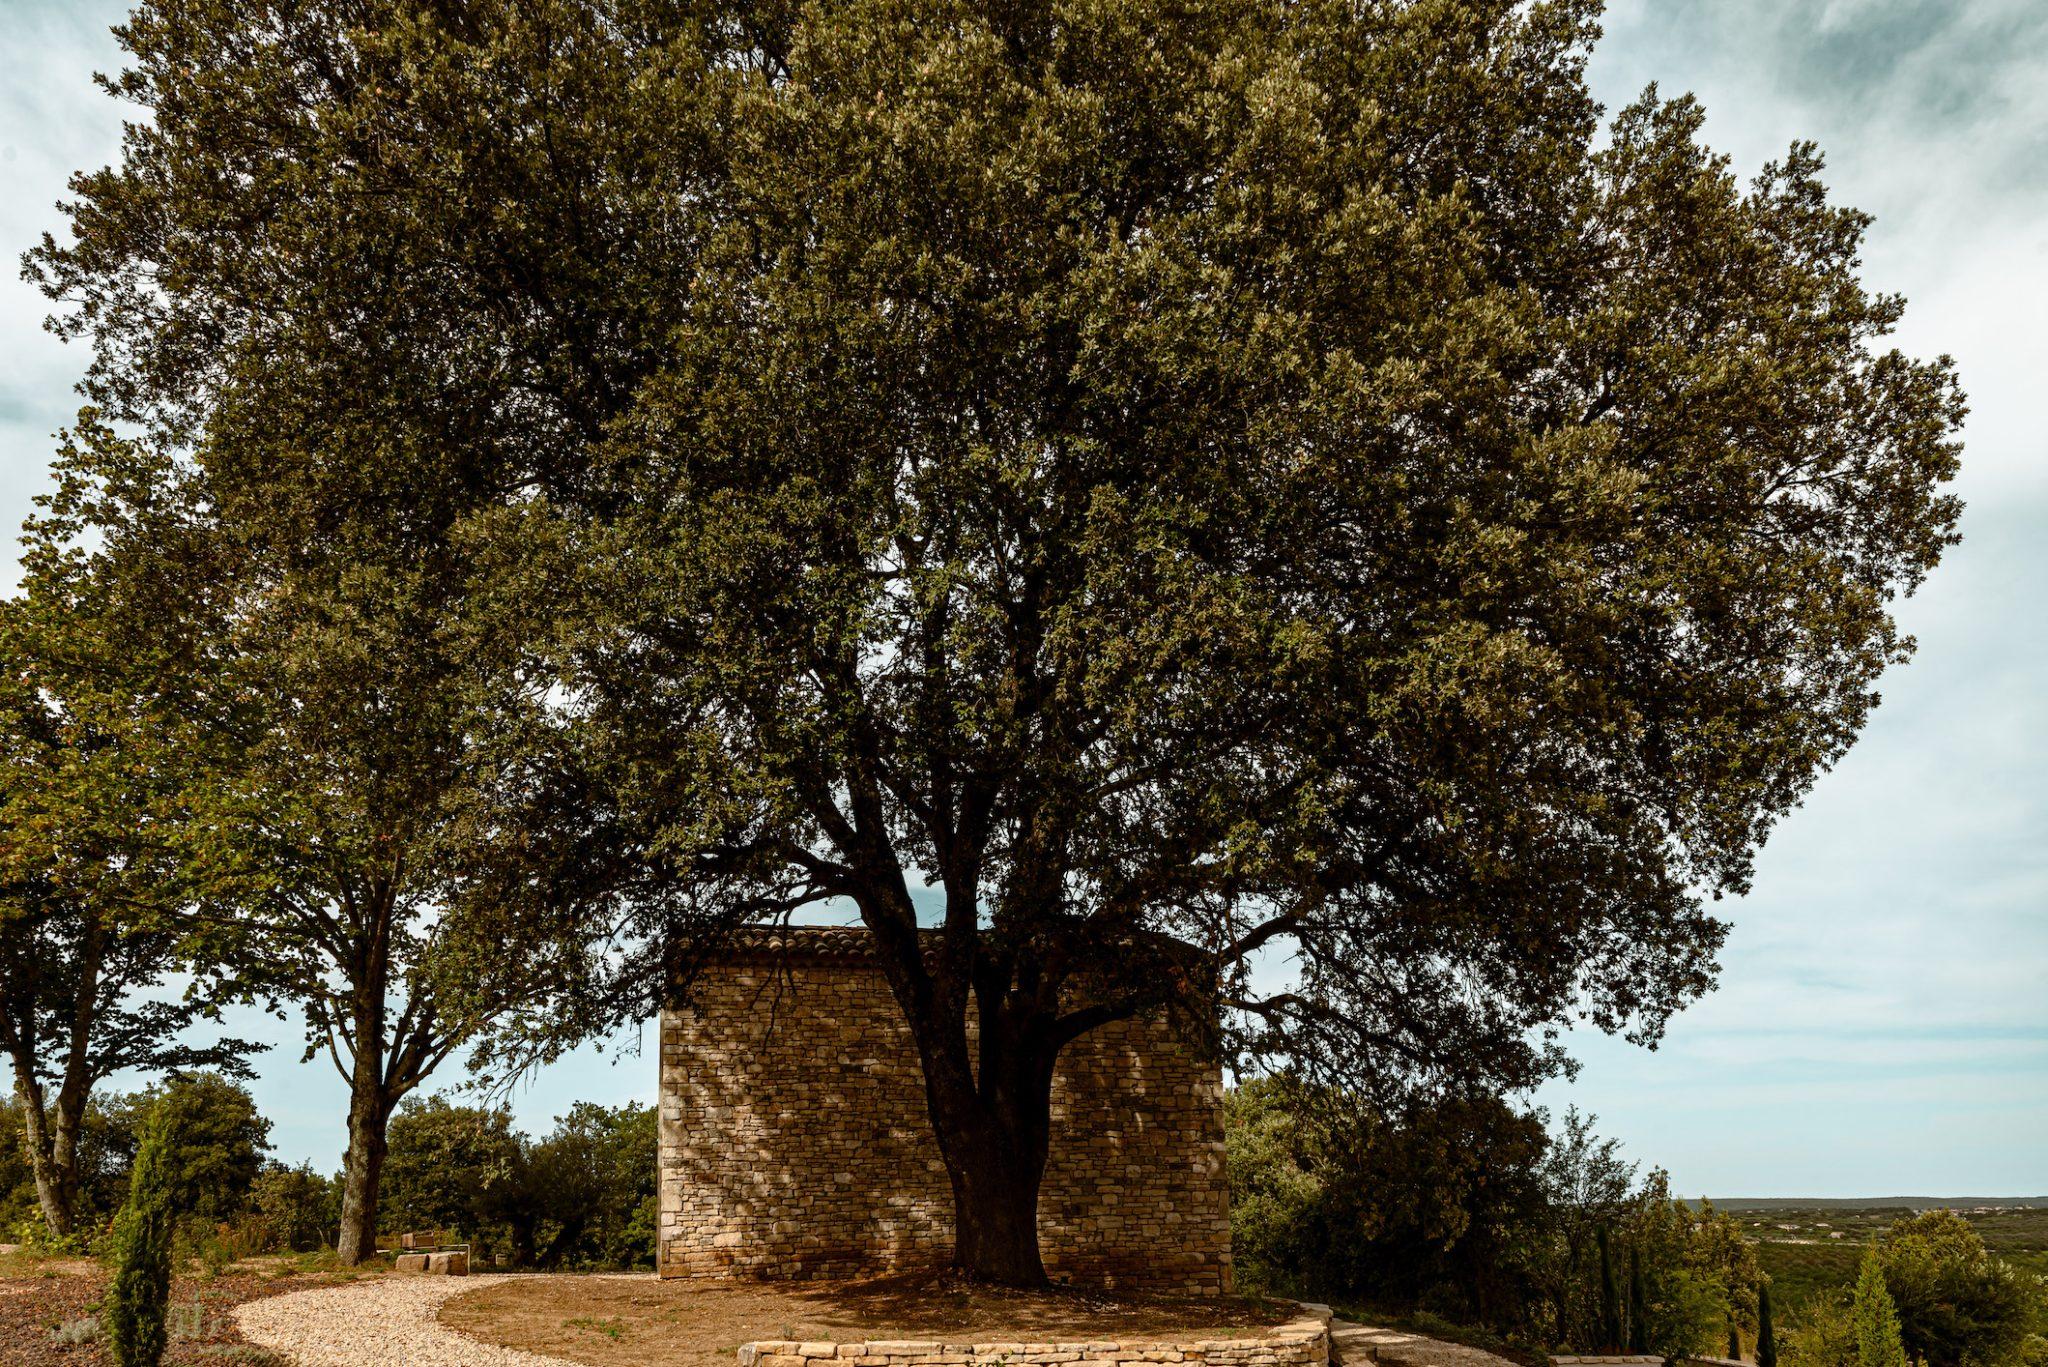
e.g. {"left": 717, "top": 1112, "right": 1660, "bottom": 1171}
{"left": 441, "top": 1273, "right": 1294, "bottom": 1367}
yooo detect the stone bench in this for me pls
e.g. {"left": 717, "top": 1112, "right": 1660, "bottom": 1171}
{"left": 392, "top": 1250, "right": 468, "bottom": 1275}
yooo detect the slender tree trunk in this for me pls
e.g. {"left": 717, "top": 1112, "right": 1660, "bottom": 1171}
{"left": 335, "top": 1076, "right": 392, "bottom": 1264}
{"left": 14, "top": 1074, "right": 77, "bottom": 1239}
{"left": 8, "top": 923, "right": 99, "bottom": 1243}
{"left": 334, "top": 968, "right": 395, "bottom": 1266}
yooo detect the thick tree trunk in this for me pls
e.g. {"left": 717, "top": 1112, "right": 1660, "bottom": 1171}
{"left": 919, "top": 1004, "right": 1061, "bottom": 1286}
{"left": 947, "top": 1139, "right": 1051, "bottom": 1285}
{"left": 335, "top": 1080, "right": 392, "bottom": 1265}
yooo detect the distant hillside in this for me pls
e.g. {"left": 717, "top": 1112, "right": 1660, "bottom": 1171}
{"left": 1710, "top": 1196, "right": 2048, "bottom": 1212}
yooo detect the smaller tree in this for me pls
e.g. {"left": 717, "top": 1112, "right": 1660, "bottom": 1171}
{"left": 0, "top": 436, "right": 261, "bottom": 1242}
{"left": 252, "top": 1162, "right": 336, "bottom": 1252}
{"left": 1758, "top": 1282, "right": 1778, "bottom": 1367}
{"left": 104, "top": 1104, "right": 179, "bottom": 1367}
{"left": 1541, "top": 1111, "right": 1640, "bottom": 1351}
{"left": 1731, "top": 1320, "right": 1744, "bottom": 1360}
{"left": 1856, "top": 1250, "right": 1909, "bottom": 1367}
{"left": 523, "top": 1103, "right": 659, "bottom": 1269}
{"left": 144, "top": 1074, "right": 271, "bottom": 1222}
{"left": 380, "top": 1097, "right": 524, "bottom": 1250}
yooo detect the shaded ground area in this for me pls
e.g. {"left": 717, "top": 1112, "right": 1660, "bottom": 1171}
{"left": 442, "top": 1273, "right": 1294, "bottom": 1367}
{"left": 0, "top": 1249, "right": 364, "bottom": 1366}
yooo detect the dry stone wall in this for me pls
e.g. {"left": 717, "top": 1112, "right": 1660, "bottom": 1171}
{"left": 736, "top": 1307, "right": 1329, "bottom": 1367}
{"left": 658, "top": 930, "right": 1231, "bottom": 1293}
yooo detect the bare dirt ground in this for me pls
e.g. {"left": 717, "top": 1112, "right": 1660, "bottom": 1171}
{"left": 0, "top": 1250, "right": 362, "bottom": 1365}
{"left": 441, "top": 1273, "right": 1295, "bottom": 1367}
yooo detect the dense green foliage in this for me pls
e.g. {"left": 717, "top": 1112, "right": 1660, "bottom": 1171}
{"left": 1226, "top": 1078, "right": 1551, "bottom": 1326}
{"left": 1878, "top": 1212, "right": 2041, "bottom": 1367}
{"left": 1226, "top": 1089, "right": 2044, "bottom": 1367}
{"left": 381, "top": 1097, "right": 658, "bottom": 1269}
{"left": 1761, "top": 1243, "right": 1873, "bottom": 1317}
{"left": 1773, "top": 1214, "right": 2044, "bottom": 1367}
{"left": 0, "top": 515, "right": 259, "bottom": 1239}
{"left": 379, "top": 1098, "right": 526, "bottom": 1246}
{"left": 3, "top": 1078, "right": 654, "bottom": 1269}
{"left": 140, "top": 1073, "right": 273, "bottom": 1222}
{"left": 24, "top": 0, "right": 1964, "bottom": 1282}
{"left": 250, "top": 1161, "right": 340, "bottom": 1253}
{"left": 1, "top": 1074, "right": 275, "bottom": 1249}
{"left": 103, "top": 1104, "right": 179, "bottom": 1367}
{"left": 1224, "top": 1082, "right": 1761, "bottom": 1355}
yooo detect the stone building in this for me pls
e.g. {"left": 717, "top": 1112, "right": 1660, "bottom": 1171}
{"left": 656, "top": 926, "right": 1231, "bottom": 1294}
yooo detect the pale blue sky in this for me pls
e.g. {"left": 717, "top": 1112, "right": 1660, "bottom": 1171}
{"left": 1, "top": 0, "right": 2042, "bottom": 1195}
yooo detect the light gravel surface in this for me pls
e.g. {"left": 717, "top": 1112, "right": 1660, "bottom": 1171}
{"left": 235, "top": 1273, "right": 582, "bottom": 1366}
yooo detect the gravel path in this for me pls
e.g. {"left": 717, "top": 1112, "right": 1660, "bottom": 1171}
{"left": 235, "top": 1274, "right": 582, "bottom": 1366}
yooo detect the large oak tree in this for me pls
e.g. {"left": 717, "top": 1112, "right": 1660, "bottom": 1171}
{"left": 34, "top": 0, "right": 1961, "bottom": 1282}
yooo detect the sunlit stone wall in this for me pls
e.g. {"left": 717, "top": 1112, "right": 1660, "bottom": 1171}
{"left": 656, "top": 928, "right": 1231, "bottom": 1294}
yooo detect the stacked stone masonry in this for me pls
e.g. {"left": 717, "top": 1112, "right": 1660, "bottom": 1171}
{"left": 736, "top": 1309, "right": 1328, "bottom": 1367}
{"left": 659, "top": 929, "right": 1232, "bottom": 1294}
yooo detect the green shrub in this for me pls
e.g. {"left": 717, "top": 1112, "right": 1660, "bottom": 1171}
{"left": 104, "top": 1103, "right": 182, "bottom": 1367}
{"left": 1878, "top": 1211, "right": 2040, "bottom": 1367}
{"left": 1784, "top": 1294, "right": 1857, "bottom": 1367}
{"left": 1855, "top": 1251, "right": 1908, "bottom": 1367}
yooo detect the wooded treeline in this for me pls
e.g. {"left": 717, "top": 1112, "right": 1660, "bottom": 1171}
{"left": 0, "top": 1076, "right": 658, "bottom": 1270}
{"left": 1223, "top": 1084, "right": 2046, "bottom": 1367}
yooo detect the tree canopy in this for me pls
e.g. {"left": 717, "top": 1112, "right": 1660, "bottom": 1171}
{"left": 28, "top": 0, "right": 1963, "bottom": 1281}
{"left": 0, "top": 437, "right": 259, "bottom": 1239}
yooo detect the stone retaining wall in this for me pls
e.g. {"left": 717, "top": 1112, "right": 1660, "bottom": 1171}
{"left": 736, "top": 1309, "right": 1329, "bottom": 1367}
{"left": 659, "top": 928, "right": 1231, "bottom": 1293}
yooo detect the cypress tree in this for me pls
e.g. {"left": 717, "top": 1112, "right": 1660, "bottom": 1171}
{"left": 104, "top": 1105, "right": 180, "bottom": 1367}
{"left": 1757, "top": 1283, "right": 1778, "bottom": 1367}
{"left": 1628, "top": 1247, "right": 1651, "bottom": 1355}
{"left": 1854, "top": 1249, "right": 1907, "bottom": 1367}
{"left": 1598, "top": 1228, "right": 1623, "bottom": 1352}
{"left": 1729, "top": 1319, "right": 1743, "bottom": 1360}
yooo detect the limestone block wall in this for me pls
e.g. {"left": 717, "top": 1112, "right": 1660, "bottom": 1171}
{"left": 657, "top": 930, "right": 1231, "bottom": 1293}
{"left": 735, "top": 1310, "right": 1330, "bottom": 1367}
